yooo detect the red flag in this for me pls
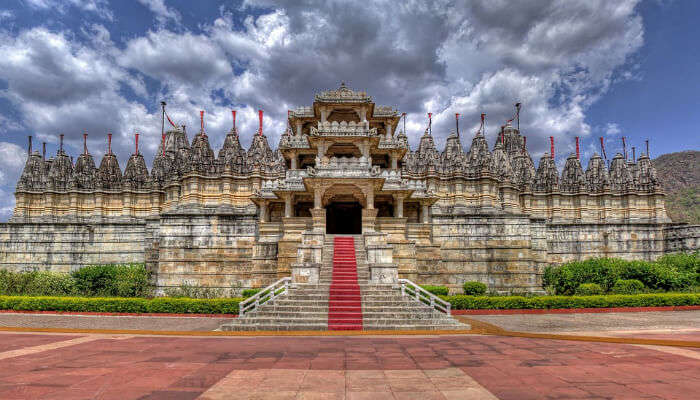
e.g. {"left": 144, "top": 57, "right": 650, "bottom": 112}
{"left": 165, "top": 111, "right": 178, "bottom": 128}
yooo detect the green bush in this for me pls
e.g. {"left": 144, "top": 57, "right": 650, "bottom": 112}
{"left": 0, "top": 270, "right": 77, "bottom": 296}
{"left": 71, "top": 264, "right": 151, "bottom": 297}
{"left": 444, "top": 293, "right": 700, "bottom": 310}
{"left": 544, "top": 255, "right": 699, "bottom": 295}
{"left": 0, "top": 295, "right": 241, "bottom": 314}
{"left": 462, "top": 281, "right": 487, "bottom": 296}
{"left": 611, "top": 279, "right": 645, "bottom": 294}
{"left": 575, "top": 283, "right": 604, "bottom": 296}
{"left": 420, "top": 285, "right": 449, "bottom": 296}
{"left": 242, "top": 288, "right": 262, "bottom": 298}
{"left": 163, "top": 283, "right": 225, "bottom": 299}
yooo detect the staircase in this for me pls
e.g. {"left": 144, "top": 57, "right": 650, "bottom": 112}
{"left": 328, "top": 237, "right": 363, "bottom": 330}
{"left": 220, "top": 234, "right": 467, "bottom": 331}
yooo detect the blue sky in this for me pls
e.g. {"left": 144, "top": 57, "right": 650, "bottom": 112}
{"left": 0, "top": 0, "right": 698, "bottom": 220}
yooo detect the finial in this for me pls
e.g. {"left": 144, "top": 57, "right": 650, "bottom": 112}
{"left": 200, "top": 110, "right": 204, "bottom": 134}
{"left": 258, "top": 109, "right": 263, "bottom": 136}
{"left": 232, "top": 110, "right": 237, "bottom": 132}
{"left": 107, "top": 132, "right": 112, "bottom": 155}
{"left": 135, "top": 133, "right": 139, "bottom": 155}
{"left": 622, "top": 136, "right": 627, "bottom": 161}
{"left": 632, "top": 146, "right": 636, "bottom": 162}
{"left": 550, "top": 136, "right": 554, "bottom": 160}
{"left": 600, "top": 137, "right": 607, "bottom": 161}
{"left": 42, "top": 142, "right": 46, "bottom": 159}
{"left": 427, "top": 112, "right": 432, "bottom": 135}
{"left": 515, "top": 102, "right": 522, "bottom": 131}
{"left": 455, "top": 113, "right": 460, "bottom": 138}
{"left": 522, "top": 136, "right": 527, "bottom": 153}
{"left": 59, "top": 134, "right": 64, "bottom": 152}
{"left": 83, "top": 132, "right": 88, "bottom": 155}
{"left": 28, "top": 136, "right": 32, "bottom": 154}
{"left": 646, "top": 139, "right": 650, "bottom": 158}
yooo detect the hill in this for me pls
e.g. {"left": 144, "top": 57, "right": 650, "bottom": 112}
{"left": 652, "top": 150, "right": 700, "bottom": 224}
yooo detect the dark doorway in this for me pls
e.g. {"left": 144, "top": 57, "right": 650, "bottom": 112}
{"left": 326, "top": 202, "right": 362, "bottom": 234}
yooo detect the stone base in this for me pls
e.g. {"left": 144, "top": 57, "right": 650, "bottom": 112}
{"left": 370, "top": 263, "right": 398, "bottom": 284}
{"left": 291, "top": 262, "right": 320, "bottom": 284}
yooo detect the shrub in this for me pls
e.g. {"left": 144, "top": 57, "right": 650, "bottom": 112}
{"left": 544, "top": 255, "right": 698, "bottom": 295}
{"left": 0, "top": 295, "right": 241, "bottom": 314}
{"left": 242, "top": 288, "right": 262, "bottom": 298}
{"left": 611, "top": 279, "right": 645, "bottom": 294}
{"left": 71, "top": 264, "right": 151, "bottom": 297}
{"left": 0, "top": 270, "right": 77, "bottom": 296}
{"left": 420, "top": 285, "right": 449, "bottom": 296}
{"left": 163, "top": 283, "right": 225, "bottom": 299}
{"left": 444, "top": 293, "right": 700, "bottom": 310}
{"left": 463, "top": 281, "right": 487, "bottom": 296}
{"left": 575, "top": 283, "right": 604, "bottom": 296}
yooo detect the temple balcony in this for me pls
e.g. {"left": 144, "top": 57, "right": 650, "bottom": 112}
{"left": 278, "top": 133, "right": 310, "bottom": 149}
{"left": 310, "top": 120, "right": 377, "bottom": 137}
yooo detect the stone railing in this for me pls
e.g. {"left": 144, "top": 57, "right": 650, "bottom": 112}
{"left": 278, "top": 134, "right": 310, "bottom": 149}
{"left": 319, "top": 156, "right": 370, "bottom": 170}
{"left": 399, "top": 278, "right": 451, "bottom": 315}
{"left": 373, "top": 105, "right": 398, "bottom": 117}
{"left": 292, "top": 106, "right": 313, "bottom": 117}
{"left": 310, "top": 120, "right": 376, "bottom": 137}
{"left": 239, "top": 277, "right": 291, "bottom": 317}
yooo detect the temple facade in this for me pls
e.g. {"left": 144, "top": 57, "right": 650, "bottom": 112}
{"left": 2, "top": 83, "right": 697, "bottom": 294}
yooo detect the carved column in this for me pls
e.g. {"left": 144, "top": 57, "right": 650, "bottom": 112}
{"left": 259, "top": 202, "right": 268, "bottom": 222}
{"left": 290, "top": 154, "right": 298, "bottom": 170}
{"left": 390, "top": 153, "right": 398, "bottom": 170}
{"left": 394, "top": 195, "right": 404, "bottom": 218}
{"left": 296, "top": 120, "right": 303, "bottom": 137}
{"left": 421, "top": 203, "right": 431, "bottom": 224}
{"left": 284, "top": 194, "right": 293, "bottom": 218}
{"left": 384, "top": 121, "right": 393, "bottom": 139}
{"left": 312, "top": 187, "right": 325, "bottom": 232}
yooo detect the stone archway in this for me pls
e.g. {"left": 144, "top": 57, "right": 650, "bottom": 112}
{"left": 319, "top": 183, "right": 367, "bottom": 235}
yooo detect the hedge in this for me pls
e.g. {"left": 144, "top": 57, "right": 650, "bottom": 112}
{"left": 463, "top": 281, "right": 487, "bottom": 296}
{"left": 420, "top": 285, "right": 449, "bottom": 296}
{"left": 0, "top": 296, "right": 242, "bottom": 314}
{"left": 575, "top": 283, "right": 604, "bottom": 296}
{"left": 443, "top": 293, "right": 700, "bottom": 310}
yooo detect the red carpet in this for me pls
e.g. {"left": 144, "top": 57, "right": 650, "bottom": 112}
{"left": 328, "top": 236, "right": 363, "bottom": 330}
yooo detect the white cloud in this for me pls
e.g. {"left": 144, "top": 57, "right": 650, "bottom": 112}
{"left": 25, "top": 0, "right": 114, "bottom": 21}
{"left": 605, "top": 122, "right": 622, "bottom": 136}
{"left": 137, "top": 0, "right": 181, "bottom": 26}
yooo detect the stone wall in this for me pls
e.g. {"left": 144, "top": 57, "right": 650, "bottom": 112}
{"left": 0, "top": 222, "right": 146, "bottom": 273}
{"left": 664, "top": 224, "right": 700, "bottom": 253}
{"left": 545, "top": 223, "right": 667, "bottom": 263}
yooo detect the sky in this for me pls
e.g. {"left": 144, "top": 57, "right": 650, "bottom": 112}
{"left": 0, "top": 0, "right": 698, "bottom": 221}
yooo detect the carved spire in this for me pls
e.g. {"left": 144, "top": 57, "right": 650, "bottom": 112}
{"left": 534, "top": 153, "right": 559, "bottom": 192}
{"left": 97, "top": 134, "right": 123, "bottom": 190}
{"left": 441, "top": 130, "right": 467, "bottom": 175}
{"left": 48, "top": 135, "right": 73, "bottom": 191}
{"left": 491, "top": 140, "right": 515, "bottom": 182}
{"left": 17, "top": 136, "right": 46, "bottom": 191}
{"left": 608, "top": 153, "right": 633, "bottom": 193}
{"left": 466, "top": 132, "right": 493, "bottom": 175}
{"left": 189, "top": 116, "right": 216, "bottom": 175}
{"left": 247, "top": 129, "right": 274, "bottom": 174}
{"left": 124, "top": 132, "right": 150, "bottom": 189}
{"left": 585, "top": 153, "right": 609, "bottom": 193}
{"left": 560, "top": 153, "right": 586, "bottom": 193}
{"left": 413, "top": 128, "right": 441, "bottom": 175}
{"left": 71, "top": 133, "right": 97, "bottom": 190}
{"left": 219, "top": 113, "right": 248, "bottom": 175}
{"left": 634, "top": 154, "right": 660, "bottom": 192}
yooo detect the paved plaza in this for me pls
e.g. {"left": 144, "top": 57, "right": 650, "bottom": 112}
{"left": 0, "top": 311, "right": 698, "bottom": 400}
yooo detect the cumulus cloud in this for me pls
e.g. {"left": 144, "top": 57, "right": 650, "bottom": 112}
{"left": 605, "top": 122, "right": 622, "bottom": 136}
{"left": 0, "top": 0, "right": 647, "bottom": 220}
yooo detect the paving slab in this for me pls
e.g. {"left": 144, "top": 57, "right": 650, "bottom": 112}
{"left": 0, "top": 312, "right": 232, "bottom": 331}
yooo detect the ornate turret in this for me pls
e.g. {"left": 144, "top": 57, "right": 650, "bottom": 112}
{"left": 123, "top": 134, "right": 150, "bottom": 189}
{"left": 17, "top": 150, "right": 46, "bottom": 191}
{"left": 247, "top": 133, "right": 274, "bottom": 174}
{"left": 413, "top": 129, "right": 441, "bottom": 175}
{"left": 608, "top": 153, "right": 633, "bottom": 193}
{"left": 501, "top": 122, "right": 525, "bottom": 158}
{"left": 491, "top": 140, "right": 515, "bottom": 182}
{"left": 441, "top": 131, "right": 467, "bottom": 175}
{"left": 218, "top": 125, "right": 248, "bottom": 175}
{"left": 534, "top": 154, "right": 559, "bottom": 192}
{"left": 634, "top": 154, "right": 660, "bottom": 192}
{"left": 189, "top": 130, "right": 216, "bottom": 176}
{"left": 96, "top": 134, "right": 123, "bottom": 190}
{"left": 152, "top": 127, "right": 190, "bottom": 185}
{"left": 585, "top": 153, "right": 609, "bottom": 193}
{"left": 466, "top": 132, "right": 493, "bottom": 175}
{"left": 48, "top": 135, "right": 73, "bottom": 191}
{"left": 70, "top": 133, "right": 97, "bottom": 190}
{"left": 560, "top": 153, "right": 586, "bottom": 193}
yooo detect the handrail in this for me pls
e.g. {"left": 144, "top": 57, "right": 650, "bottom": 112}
{"left": 398, "top": 278, "right": 451, "bottom": 315}
{"left": 239, "top": 277, "right": 291, "bottom": 317}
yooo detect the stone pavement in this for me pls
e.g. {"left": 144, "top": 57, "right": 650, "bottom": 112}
{"left": 0, "top": 312, "right": 231, "bottom": 331}
{"left": 0, "top": 331, "right": 698, "bottom": 399}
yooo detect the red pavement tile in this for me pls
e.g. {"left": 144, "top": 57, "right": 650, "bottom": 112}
{"left": 0, "top": 334, "right": 80, "bottom": 352}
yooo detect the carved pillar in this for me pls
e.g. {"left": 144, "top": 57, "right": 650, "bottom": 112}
{"left": 311, "top": 208, "right": 326, "bottom": 232}
{"left": 295, "top": 120, "right": 303, "bottom": 137}
{"left": 390, "top": 153, "right": 398, "bottom": 170}
{"left": 385, "top": 121, "right": 393, "bottom": 139}
{"left": 367, "top": 188, "right": 374, "bottom": 209}
{"left": 291, "top": 154, "right": 298, "bottom": 170}
{"left": 284, "top": 194, "right": 293, "bottom": 218}
{"left": 320, "top": 107, "right": 328, "bottom": 123}
{"left": 394, "top": 195, "right": 404, "bottom": 218}
{"left": 259, "top": 202, "right": 269, "bottom": 222}
{"left": 421, "top": 203, "right": 431, "bottom": 224}
{"left": 314, "top": 187, "right": 322, "bottom": 209}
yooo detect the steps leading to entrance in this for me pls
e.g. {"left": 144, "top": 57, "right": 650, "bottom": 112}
{"left": 219, "top": 233, "right": 469, "bottom": 331}
{"left": 328, "top": 236, "right": 362, "bottom": 330}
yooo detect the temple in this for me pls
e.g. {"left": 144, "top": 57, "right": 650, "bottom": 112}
{"left": 2, "top": 83, "right": 697, "bottom": 295}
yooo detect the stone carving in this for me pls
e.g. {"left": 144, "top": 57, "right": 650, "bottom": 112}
{"left": 123, "top": 153, "right": 150, "bottom": 190}
{"left": 48, "top": 149, "right": 73, "bottom": 191}
{"left": 491, "top": 140, "right": 515, "bottom": 183}
{"left": 189, "top": 130, "right": 217, "bottom": 175}
{"left": 218, "top": 127, "right": 248, "bottom": 174}
{"left": 585, "top": 154, "right": 609, "bottom": 193}
{"left": 97, "top": 152, "right": 123, "bottom": 190}
{"left": 534, "top": 154, "right": 559, "bottom": 193}
{"left": 560, "top": 154, "right": 586, "bottom": 193}
{"left": 17, "top": 151, "right": 46, "bottom": 191}
{"left": 635, "top": 154, "right": 660, "bottom": 192}
{"left": 315, "top": 82, "right": 371, "bottom": 103}
{"left": 71, "top": 152, "right": 97, "bottom": 190}
{"left": 466, "top": 133, "right": 494, "bottom": 175}
{"left": 608, "top": 153, "right": 633, "bottom": 193}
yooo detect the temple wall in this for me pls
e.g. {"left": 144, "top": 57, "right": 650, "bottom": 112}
{"left": 545, "top": 223, "right": 667, "bottom": 264}
{"left": 154, "top": 213, "right": 274, "bottom": 295}
{"left": 663, "top": 224, "right": 700, "bottom": 253}
{"left": 407, "top": 213, "right": 547, "bottom": 294}
{"left": 0, "top": 222, "right": 146, "bottom": 273}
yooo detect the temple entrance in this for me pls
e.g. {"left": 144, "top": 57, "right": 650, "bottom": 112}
{"left": 326, "top": 202, "right": 362, "bottom": 234}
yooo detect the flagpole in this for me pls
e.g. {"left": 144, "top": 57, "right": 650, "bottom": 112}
{"left": 160, "top": 101, "right": 166, "bottom": 156}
